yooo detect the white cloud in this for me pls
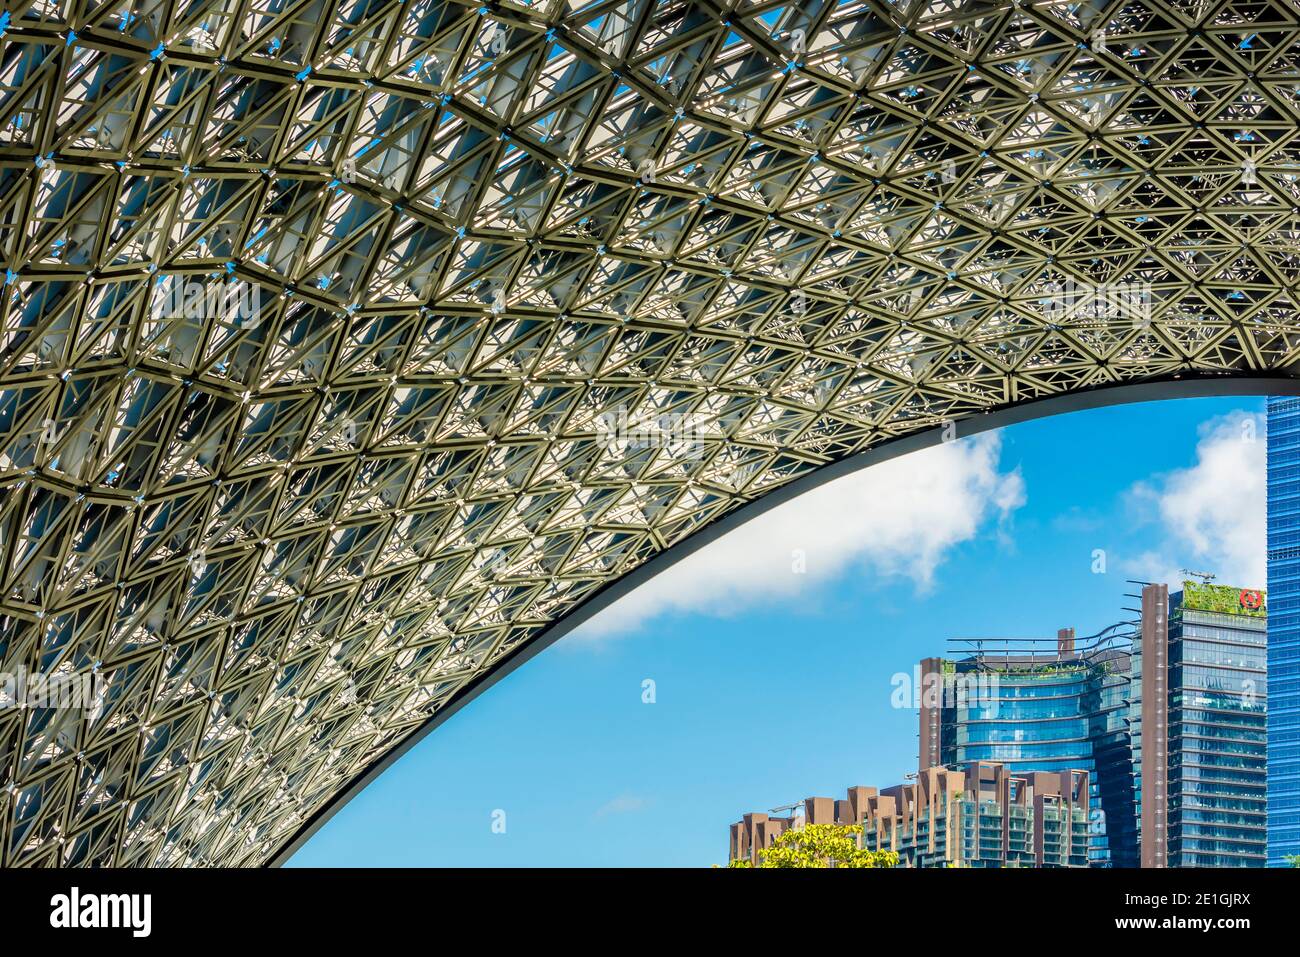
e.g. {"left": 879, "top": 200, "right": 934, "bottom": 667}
{"left": 595, "top": 794, "right": 650, "bottom": 817}
{"left": 571, "top": 432, "right": 1026, "bottom": 639}
{"left": 1124, "top": 411, "right": 1265, "bottom": 589}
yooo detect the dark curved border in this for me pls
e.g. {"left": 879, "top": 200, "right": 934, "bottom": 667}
{"left": 269, "top": 373, "right": 1300, "bottom": 866}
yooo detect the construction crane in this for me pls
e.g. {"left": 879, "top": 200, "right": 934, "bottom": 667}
{"left": 1180, "top": 568, "right": 1216, "bottom": 583}
{"left": 769, "top": 801, "right": 804, "bottom": 821}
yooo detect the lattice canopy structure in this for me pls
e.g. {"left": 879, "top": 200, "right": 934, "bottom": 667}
{"left": 2, "top": 0, "right": 1300, "bottom": 866}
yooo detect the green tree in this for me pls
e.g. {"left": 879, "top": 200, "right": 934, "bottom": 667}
{"left": 728, "top": 823, "right": 899, "bottom": 869}
{"left": 1286, "top": 854, "right": 1300, "bottom": 868}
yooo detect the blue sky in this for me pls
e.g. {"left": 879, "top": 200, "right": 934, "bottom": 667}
{"left": 289, "top": 395, "right": 1266, "bottom": 867}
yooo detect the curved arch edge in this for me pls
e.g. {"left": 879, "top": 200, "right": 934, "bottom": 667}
{"left": 268, "top": 374, "right": 1300, "bottom": 866}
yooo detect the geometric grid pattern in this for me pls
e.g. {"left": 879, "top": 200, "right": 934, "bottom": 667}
{"left": 2, "top": 0, "right": 1300, "bottom": 866}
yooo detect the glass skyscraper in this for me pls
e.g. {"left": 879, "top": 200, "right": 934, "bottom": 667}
{"left": 922, "top": 625, "right": 1138, "bottom": 867}
{"left": 927, "top": 581, "right": 1270, "bottom": 868}
{"left": 1267, "top": 396, "right": 1300, "bottom": 865}
{"left": 1129, "top": 581, "right": 1267, "bottom": 867}
{"left": 1165, "top": 586, "right": 1268, "bottom": 867}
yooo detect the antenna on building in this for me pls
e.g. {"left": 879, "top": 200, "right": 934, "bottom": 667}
{"left": 1180, "top": 569, "right": 1216, "bottom": 583}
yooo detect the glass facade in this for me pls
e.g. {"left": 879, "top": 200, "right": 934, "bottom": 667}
{"left": 1267, "top": 396, "right": 1300, "bottom": 865}
{"left": 939, "top": 589, "right": 1272, "bottom": 868}
{"left": 937, "top": 628, "right": 1137, "bottom": 867}
{"left": 859, "top": 766, "right": 1092, "bottom": 868}
{"left": 1166, "top": 597, "right": 1268, "bottom": 867}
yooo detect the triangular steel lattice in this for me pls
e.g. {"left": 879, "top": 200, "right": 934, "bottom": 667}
{"left": 2, "top": 0, "right": 1300, "bottom": 865}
